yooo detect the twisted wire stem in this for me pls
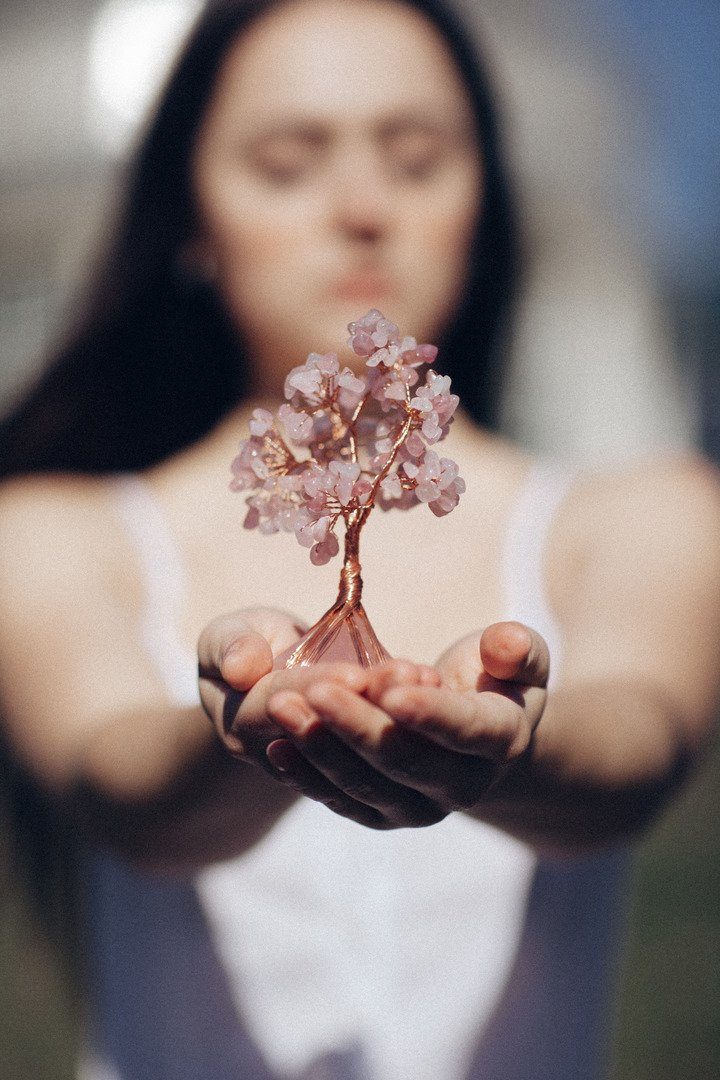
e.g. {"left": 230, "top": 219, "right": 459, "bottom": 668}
{"left": 284, "top": 520, "right": 390, "bottom": 668}
{"left": 283, "top": 390, "right": 414, "bottom": 669}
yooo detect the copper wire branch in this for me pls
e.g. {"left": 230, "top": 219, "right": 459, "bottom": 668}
{"left": 278, "top": 371, "right": 425, "bottom": 668}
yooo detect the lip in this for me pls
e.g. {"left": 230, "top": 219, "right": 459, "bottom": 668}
{"left": 330, "top": 271, "right": 395, "bottom": 303}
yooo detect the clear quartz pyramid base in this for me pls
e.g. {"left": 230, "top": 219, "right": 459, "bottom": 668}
{"left": 273, "top": 601, "right": 391, "bottom": 669}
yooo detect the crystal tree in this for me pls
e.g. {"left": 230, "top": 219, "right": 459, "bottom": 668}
{"left": 230, "top": 310, "right": 465, "bottom": 667}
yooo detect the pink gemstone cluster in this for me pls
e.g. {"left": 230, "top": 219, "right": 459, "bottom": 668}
{"left": 231, "top": 310, "right": 465, "bottom": 565}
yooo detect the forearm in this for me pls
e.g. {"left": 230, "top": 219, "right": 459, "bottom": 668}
{"left": 470, "top": 679, "right": 699, "bottom": 853}
{"left": 57, "top": 705, "right": 296, "bottom": 872}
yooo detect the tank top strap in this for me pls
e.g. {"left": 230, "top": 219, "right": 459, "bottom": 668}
{"left": 502, "top": 460, "right": 578, "bottom": 686}
{"left": 112, "top": 474, "right": 199, "bottom": 706}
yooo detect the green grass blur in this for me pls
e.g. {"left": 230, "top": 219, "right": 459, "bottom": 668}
{"left": 0, "top": 891, "right": 75, "bottom": 1080}
{"left": 0, "top": 808, "right": 76, "bottom": 1080}
{"left": 611, "top": 737, "right": 720, "bottom": 1080}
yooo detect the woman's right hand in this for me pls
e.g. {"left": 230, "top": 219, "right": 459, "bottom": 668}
{"left": 198, "top": 607, "right": 372, "bottom": 764}
{"left": 198, "top": 606, "right": 306, "bottom": 757}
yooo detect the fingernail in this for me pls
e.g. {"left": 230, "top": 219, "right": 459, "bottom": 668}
{"left": 266, "top": 739, "right": 299, "bottom": 773}
{"left": 268, "top": 695, "right": 318, "bottom": 736}
{"left": 221, "top": 643, "right": 244, "bottom": 666}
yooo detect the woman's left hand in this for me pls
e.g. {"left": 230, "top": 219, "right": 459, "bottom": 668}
{"left": 265, "top": 621, "right": 549, "bottom": 828}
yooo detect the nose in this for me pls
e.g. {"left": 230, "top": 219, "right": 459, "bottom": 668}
{"left": 328, "top": 143, "right": 394, "bottom": 245}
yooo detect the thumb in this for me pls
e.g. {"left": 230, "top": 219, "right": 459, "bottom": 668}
{"left": 480, "top": 621, "right": 550, "bottom": 688}
{"left": 198, "top": 612, "right": 274, "bottom": 692}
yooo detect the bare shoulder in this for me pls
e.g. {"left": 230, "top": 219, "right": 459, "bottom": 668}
{"left": 554, "top": 452, "right": 720, "bottom": 612}
{"left": 571, "top": 451, "right": 720, "bottom": 555}
{"left": 0, "top": 473, "right": 136, "bottom": 617}
{"left": 0, "top": 473, "right": 153, "bottom": 770}
{"left": 0, "top": 471, "right": 113, "bottom": 530}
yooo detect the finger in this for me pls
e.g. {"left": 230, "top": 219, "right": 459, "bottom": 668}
{"left": 479, "top": 622, "right": 550, "bottom": 688}
{"left": 230, "top": 663, "right": 368, "bottom": 756}
{"left": 272, "top": 662, "right": 369, "bottom": 697}
{"left": 267, "top": 691, "right": 446, "bottom": 826}
{"left": 198, "top": 612, "right": 273, "bottom": 691}
{"left": 296, "top": 682, "right": 485, "bottom": 811}
{"left": 239, "top": 605, "right": 308, "bottom": 655}
{"left": 305, "top": 681, "right": 391, "bottom": 743}
{"left": 221, "top": 636, "right": 274, "bottom": 691}
{"left": 378, "top": 685, "right": 531, "bottom": 764}
{"left": 434, "top": 632, "right": 482, "bottom": 692}
{"left": 419, "top": 665, "right": 443, "bottom": 687}
{"left": 265, "top": 738, "right": 386, "bottom": 829}
{"left": 197, "top": 615, "right": 273, "bottom": 752}
{"left": 360, "top": 660, "right": 438, "bottom": 702}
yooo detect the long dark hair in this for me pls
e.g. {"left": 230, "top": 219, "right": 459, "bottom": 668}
{"left": 0, "top": 0, "right": 518, "bottom": 479}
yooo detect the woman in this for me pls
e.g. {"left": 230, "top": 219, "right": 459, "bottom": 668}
{"left": 1, "top": 1, "right": 719, "bottom": 1078}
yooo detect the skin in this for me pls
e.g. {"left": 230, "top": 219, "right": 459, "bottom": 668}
{"left": 1, "top": 0, "right": 720, "bottom": 869}
{"left": 191, "top": 0, "right": 482, "bottom": 394}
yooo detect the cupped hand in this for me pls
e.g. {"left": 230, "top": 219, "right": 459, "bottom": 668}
{"left": 197, "top": 607, "right": 441, "bottom": 827}
{"left": 263, "top": 622, "right": 549, "bottom": 829}
{"left": 199, "top": 606, "right": 304, "bottom": 754}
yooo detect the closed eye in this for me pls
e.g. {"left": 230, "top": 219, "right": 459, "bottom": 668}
{"left": 380, "top": 119, "right": 474, "bottom": 182}
{"left": 387, "top": 132, "right": 444, "bottom": 179}
{"left": 244, "top": 127, "right": 328, "bottom": 185}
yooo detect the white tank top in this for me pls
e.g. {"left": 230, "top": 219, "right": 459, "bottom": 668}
{"left": 79, "top": 462, "right": 631, "bottom": 1080}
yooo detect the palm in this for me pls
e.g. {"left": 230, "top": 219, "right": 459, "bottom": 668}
{"left": 435, "top": 625, "right": 548, "bottom": 735}
{"left": 200, "top": 611, "right": 550, "bottom": 829}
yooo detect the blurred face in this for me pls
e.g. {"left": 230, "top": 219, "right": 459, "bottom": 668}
{"left": 192, "top": 0, "right": 482, "bottom": 394}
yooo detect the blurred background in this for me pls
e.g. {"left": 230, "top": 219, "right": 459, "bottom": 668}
{"left": 1, "top": 1, "right": 718, "bottom": 1077}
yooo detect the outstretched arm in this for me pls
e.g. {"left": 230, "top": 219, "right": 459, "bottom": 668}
{"left": 485, "top": 456, "right": 720, "bottom": 848}
{"left": 0, "top": 478, "right": 374, "bottom": 870}
{"left": 245, "top": 457, "right": 720, "bottom": 851}
{"left": 384, "top": 624, "right": 699, "bottom": 850}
